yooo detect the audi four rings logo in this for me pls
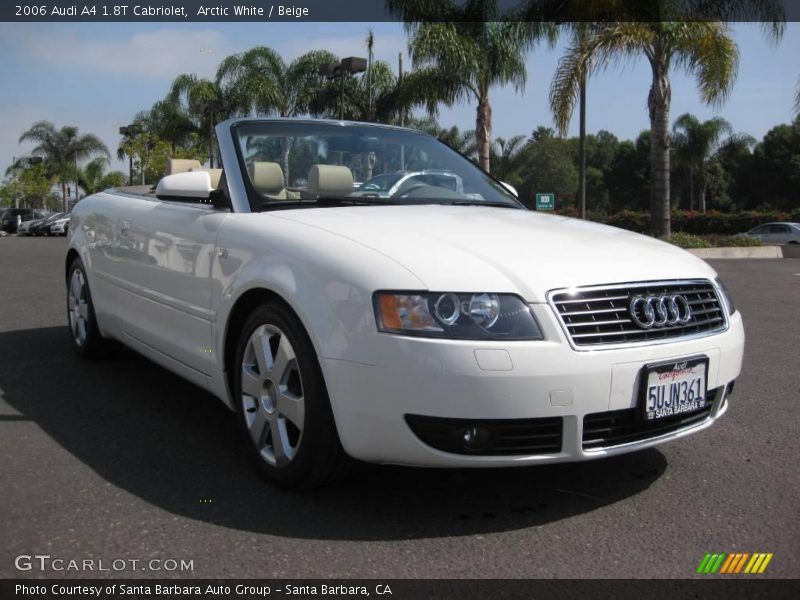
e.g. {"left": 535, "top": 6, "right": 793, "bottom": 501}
{"left": 629, "top": 294, "right": 693, "bottom": 329}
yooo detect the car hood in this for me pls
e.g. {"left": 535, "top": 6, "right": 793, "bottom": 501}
{"left": 270, "top": 205, "right": 717, "bottom": 302}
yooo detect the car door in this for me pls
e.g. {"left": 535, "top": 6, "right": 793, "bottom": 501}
{"left": 110, "top": 197, "right": 228, "bottom": 377}
{"left": 770, "top": 224, "right": 791, "bottom": 244}
{"left": 749, "top": 225, "right": 769, "bottom": 243}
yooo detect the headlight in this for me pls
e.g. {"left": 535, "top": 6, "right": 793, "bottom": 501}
{"left": 715, "top": 277, "right": 736, "bottom": 315}
{"left": 374, "top": 291, "right": 544, "bottom": 340}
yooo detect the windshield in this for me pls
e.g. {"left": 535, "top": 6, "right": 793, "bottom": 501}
{"left": 231, "top": 121, "right": 522, "bottom": 211}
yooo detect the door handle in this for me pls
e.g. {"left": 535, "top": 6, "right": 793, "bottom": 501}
{"left": 120, "top": 220, "right": 131, "bottom": 237}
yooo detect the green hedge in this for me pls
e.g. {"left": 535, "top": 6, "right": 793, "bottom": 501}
{"left": 555, "top": 207, "right": 800, "bottom": 235}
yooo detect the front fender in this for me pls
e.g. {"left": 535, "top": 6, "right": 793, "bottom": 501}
{"left": 212, "top": 214, "right": 426, "bottom": 367}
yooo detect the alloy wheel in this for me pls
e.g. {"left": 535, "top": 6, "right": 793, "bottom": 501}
{"left": 240, "top": 324, "right": 305, "bottom": 467}
{"left": 67, "top": 268, "right": 89, "bottom": 346}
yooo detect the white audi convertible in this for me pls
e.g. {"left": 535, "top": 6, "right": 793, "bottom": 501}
{"left": 66, "top": 119, "right": 744, "bottom": 488}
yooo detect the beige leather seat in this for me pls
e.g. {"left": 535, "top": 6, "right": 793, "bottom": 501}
{"left": 308, "top": 165, "right": 354, "bottom": 196}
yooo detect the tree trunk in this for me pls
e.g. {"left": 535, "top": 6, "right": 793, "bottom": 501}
{"left": 475, "top": 90, "right": 492, "bottom": 172}
{"left": 699, "top": 177, "right": 707, "bottom": 214}
{"left": 280, "top": 138, "right": 291, "bottom": 187}
{"left": 364, "top": 151, "right": 375, "bottom": 181}
{"left": 61, "top": 181, "right": 67, "bottom": 213}
{"left": 647, "top": 49, "right": 672, "bottom": 238}
{"left": 578, "top": 71, "right": 587, "bottom": 219}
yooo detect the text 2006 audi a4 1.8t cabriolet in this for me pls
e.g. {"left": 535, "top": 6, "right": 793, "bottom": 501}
{"left": 65, "top": 119, "right": 744, "bottom": 488}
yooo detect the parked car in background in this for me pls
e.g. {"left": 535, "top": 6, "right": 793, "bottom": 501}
{"left": 49, "top": 214, "right": 71, "bottom": 236}
{"left": 739, "top": 222, "right": 800, "bottom": 245}
{"left": 0, "top": 208, "right": 50, "bottom": 233}
{"left": 31, "top": 211, "right": 68, "bottom": 236}
{"left": 66, "top": 118, "right": 745, "bottom": 489}
{"left": 17, "top": 217, "right": 44, "bottom": 236}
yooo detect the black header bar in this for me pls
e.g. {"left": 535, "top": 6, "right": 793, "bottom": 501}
{"left": 2, "top": 1, "right": 799, "bottom": 23}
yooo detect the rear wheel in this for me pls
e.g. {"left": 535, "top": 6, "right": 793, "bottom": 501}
{"left": 233, "top": 302, "right": 351, "bottom": 489}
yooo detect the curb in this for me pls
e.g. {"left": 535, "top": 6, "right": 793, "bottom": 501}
{"left": 688, "top": 246, "right": 786, "bottom": 259}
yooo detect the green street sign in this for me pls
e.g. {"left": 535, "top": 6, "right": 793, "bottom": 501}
{"left": 535, "top": 193, "right": 555, "bottom": 211}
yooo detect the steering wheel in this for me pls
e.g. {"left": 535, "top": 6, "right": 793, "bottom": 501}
{"left": 391, "top": 182, "right": 431, "bottom": 198}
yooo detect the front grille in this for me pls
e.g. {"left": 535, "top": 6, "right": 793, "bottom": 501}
{"left": 582, "top": 388, "right": 719, "bottom": 450}
{"left": 549, "top": 280, "right": 726, "bottom": 348}
{"left": 405, "top": 414, "right": 562, "bottom": 456}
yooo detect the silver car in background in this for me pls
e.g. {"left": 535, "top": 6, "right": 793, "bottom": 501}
{"left": 740, "top": 222, "right": 800, "bottom": 245}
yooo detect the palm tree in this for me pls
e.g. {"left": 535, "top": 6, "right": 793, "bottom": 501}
{"left": 366, "top": 29, "right": 375, "bottom": 120}
{"left": 671, "top": 114, "right": 734, "bottom": 213}
{"left": 19, "top": 121, "right": 109, "bottom": 211}
{"left": 169, "top": 74, "right": 229, "bottom": 168}
{"left": 399, "top": 19, "right": 549, "bottom": 173}
{"left": 491, "top": 135, "right": 526, "bottom": 183}
{"left": 216, "top": 47, "right": 338, "bottom": 182}
{"left": 312, "top": 60, "right": 406, "bottom": 124}
{"left": 146, "top": 99, "right": 198, "bottom": 155}
{"left": 78, "top": 157, "right": 127, "bottom": 195}
{"left": 566, "top": 22, "right": 742, "bottom": 236}
{"left": 550, "top": 24, "right": 599, "bottom": 219}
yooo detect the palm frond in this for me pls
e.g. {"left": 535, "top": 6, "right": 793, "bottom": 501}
{"left": 671, "top": 22, "right": 739, "bottom": 107}
{"left": 216, "top": 47, "right": 286, "bottom": 116}
{"left": 549, "top": 38, "right": 588, "bottom": 136}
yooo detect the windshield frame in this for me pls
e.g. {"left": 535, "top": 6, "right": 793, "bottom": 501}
{"left": 229, "top": 119, "right": 525, "bottom": 213}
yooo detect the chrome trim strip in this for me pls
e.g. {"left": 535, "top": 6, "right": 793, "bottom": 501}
{"left": 546, "top": 279, "right": 730, "bottom": 352}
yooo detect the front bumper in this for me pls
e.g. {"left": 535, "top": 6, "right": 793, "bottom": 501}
{"left": 321, "top": 307, "right": 744, "bottom": 467}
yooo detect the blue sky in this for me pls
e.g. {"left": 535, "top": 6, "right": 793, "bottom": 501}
{"left": 1, "top": 21, "right": 798, "bottom": 172}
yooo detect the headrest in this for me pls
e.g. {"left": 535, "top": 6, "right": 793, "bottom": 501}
{"left": 308, "top": 165, "right": 353, "bottom": 196}
{"left": 166, "top": 159, "right": 202, "bottom": 175}
{"left": 249, "top": 162, "right": 285, "bottom": 194}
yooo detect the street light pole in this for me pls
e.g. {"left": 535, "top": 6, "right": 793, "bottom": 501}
{"left": 319, "top": 57, "right": 367, "bottom": 121}
{"left": 12, "top": 155, "right": 18, "bottom": 209}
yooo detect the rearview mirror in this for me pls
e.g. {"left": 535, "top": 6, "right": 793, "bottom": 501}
{"left": 155, "top": 171, "right": 213, "bottom": 200}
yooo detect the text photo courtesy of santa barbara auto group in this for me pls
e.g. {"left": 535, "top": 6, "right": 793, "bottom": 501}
{"left": 0, "top": 1, "right": 798, "bottom": 599}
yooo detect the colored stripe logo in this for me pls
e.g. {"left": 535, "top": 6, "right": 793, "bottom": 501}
{"left": 697, "top": 553, "right": 773, "bottom": 574}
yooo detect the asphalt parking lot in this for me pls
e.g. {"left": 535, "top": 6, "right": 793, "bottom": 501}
{"left": 0, "top": 236, "right": 798, "bottom": 579}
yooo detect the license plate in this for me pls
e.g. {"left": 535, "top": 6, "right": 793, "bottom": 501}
{"left": 641, "top": 357, "right": 708, "bottom": 422}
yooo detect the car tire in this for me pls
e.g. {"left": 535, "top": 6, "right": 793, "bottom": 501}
{"left": 233, "top": 301, "right": 352, "bottom": 489}
{"left": 67, "top": 258, "right": 118, "bottom": 359}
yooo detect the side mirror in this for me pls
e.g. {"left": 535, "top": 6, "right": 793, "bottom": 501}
{"left": 155, "top": 171, "right": 213, "bottom": 200}
{"left": 500, "top": 181, "right": 519, "bottom": 198}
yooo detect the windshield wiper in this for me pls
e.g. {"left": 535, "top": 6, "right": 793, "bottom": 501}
{"left": 314, "top": 196, "right": 394, "bottom": 206}
{"left": 450, "top": 200, "right": 521, "bottom": 209}
{"left": 260, "top": 196, "right": 393, "bottom": 210}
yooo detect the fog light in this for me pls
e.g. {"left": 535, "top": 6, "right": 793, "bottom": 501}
{"left": 461, "top": 425, "right": 491, "bottom": 449}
